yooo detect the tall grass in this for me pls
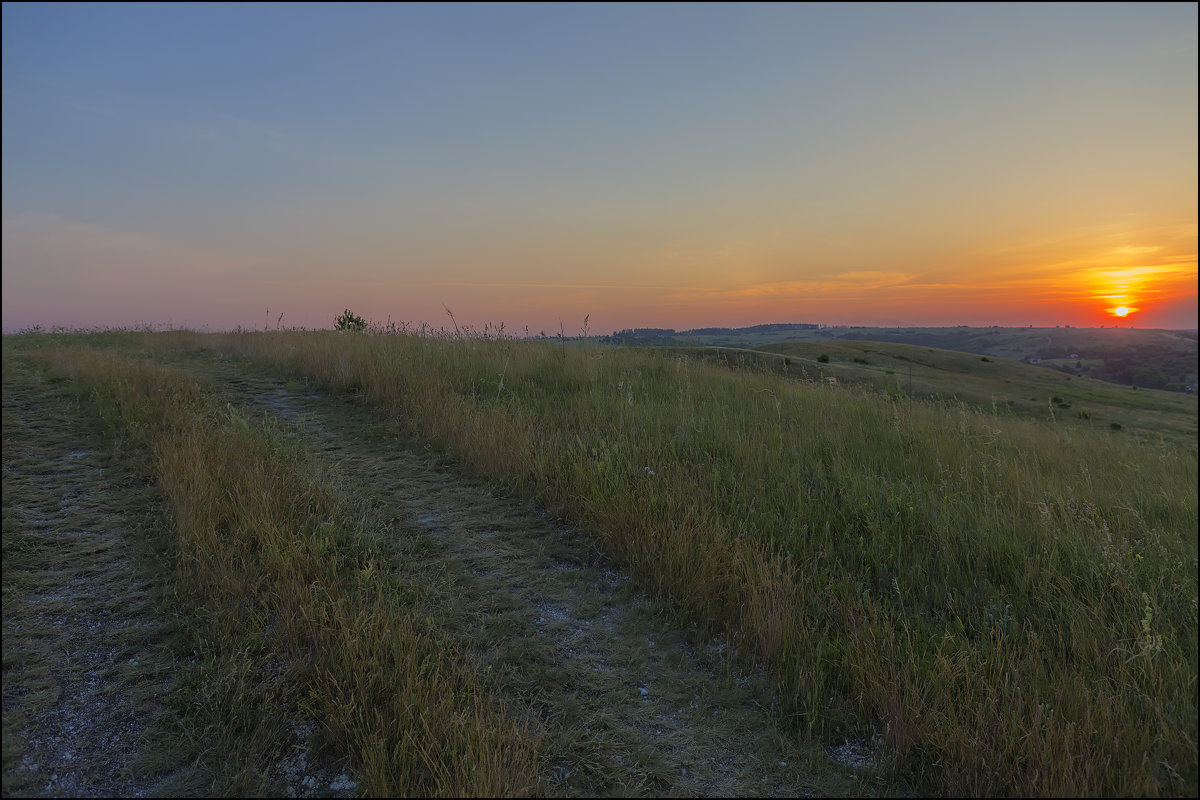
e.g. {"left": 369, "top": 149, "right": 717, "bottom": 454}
{"left": 166, "top": 328, "right": 1198, "bottom": 797}
{"left": 26, "top": 342, "right": 542, "bottom": 796}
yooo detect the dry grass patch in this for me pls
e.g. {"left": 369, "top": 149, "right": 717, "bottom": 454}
{"left": 11, "top": 338, "right": 543, "bottom": 796}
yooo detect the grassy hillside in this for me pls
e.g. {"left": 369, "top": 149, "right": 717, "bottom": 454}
{"left": 5, "top": 329, "right": 1196, "bottom": 797}
{"left": 738, "top": 339, "right": 1197, "bottom": 447}
{"left": 607, "top": 325, "right": 1199, "bottom": 392}
{"left": 190, "top": 330, "right": 1197, "bottom": 795}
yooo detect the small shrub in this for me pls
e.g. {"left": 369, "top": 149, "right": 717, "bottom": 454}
{"left": 852, "top": 357, "right": 869, "bottom": 365}
{"left": 334, "top": 309, "right": 367, "bottom": 332}
{"left": 980, "top": 356, "right": 991, "bottom": 362}
{"left": 1077, "top": 410, "right": 1091, "bottom": 420}
{"left": 817, "top": 354, "right": 830, "bottom": 363}
{"left": 1110, "top": 421, "right": 1123, "bottom": 430}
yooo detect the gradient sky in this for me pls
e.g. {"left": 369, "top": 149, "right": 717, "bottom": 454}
{"left": 3, "top": 2, "right": 1197, "bottom": 334}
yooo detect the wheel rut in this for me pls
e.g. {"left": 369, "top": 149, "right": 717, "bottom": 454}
{"left": 2, "top": 361, "right": 185, "bottom": 797}
{"left": 206, "top": 360, "right": 847, "bottom": 796}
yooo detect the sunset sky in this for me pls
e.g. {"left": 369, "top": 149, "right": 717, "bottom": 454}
{"left": 3, "top": 3, "right": 1196, "bottom": 334}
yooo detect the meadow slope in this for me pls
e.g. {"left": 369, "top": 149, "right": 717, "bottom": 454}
{"left": 4, "top": 329, "right": 1196, "bottom": 797}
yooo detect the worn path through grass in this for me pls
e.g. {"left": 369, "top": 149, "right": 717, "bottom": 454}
{"left": 200, "top": 355, "right": 898, "bottom": 797}
{"left": 2, "top": 358, "right": 191, "bottom": 797}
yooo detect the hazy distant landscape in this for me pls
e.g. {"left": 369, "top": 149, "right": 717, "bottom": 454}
{"left": 603, "top": 324, "right": 1200, "bottom": 393}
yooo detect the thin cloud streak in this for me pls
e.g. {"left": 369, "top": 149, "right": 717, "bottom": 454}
{"left": 673, "top": 271, "right": 918, "bottom": 302}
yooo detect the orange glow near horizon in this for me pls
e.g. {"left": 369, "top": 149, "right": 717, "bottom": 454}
{"left": 1061, "top": 237, "right": 1196, "bottom": 326}
{"left": 1, "top": 214, "right": 1195, "bottom": 333}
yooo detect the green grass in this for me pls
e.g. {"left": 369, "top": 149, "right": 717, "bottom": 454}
{"left": 138, "top": 328, "right": 1196, "bottom": 796}
{"left": 739, "top": 338, "right": 1197, "bottom": 447}
{"left": 6, "top": 328, "right": 1196, "bottom": 796}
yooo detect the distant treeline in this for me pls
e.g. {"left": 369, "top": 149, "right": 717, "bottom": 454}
{"left": 601, "top": 322, "right": 819, "bottom": 345}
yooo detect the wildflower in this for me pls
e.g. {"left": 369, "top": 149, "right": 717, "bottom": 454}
{"left": 643, "top": 467, "right": 655, "bottom": 476}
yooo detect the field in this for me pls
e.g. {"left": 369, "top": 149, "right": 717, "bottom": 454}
{"left": 4, "top": 328, "right": 1197, "bottom": 797}
{"left": 608, "top": 324, "right": 1199, "bottom": 393}
{"left": 684, "top": 338, "right": 1196, "bottom": 446}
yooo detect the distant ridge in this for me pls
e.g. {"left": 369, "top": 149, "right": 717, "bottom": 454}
{"left": 602, "top": 323, "right": 820, "bottom": 343}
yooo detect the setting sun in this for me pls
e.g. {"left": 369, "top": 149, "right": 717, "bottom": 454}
{"left": 1105, "top": 302, "right": 1142, "bottom": 319}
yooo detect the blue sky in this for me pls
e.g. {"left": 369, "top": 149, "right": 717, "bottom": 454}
{"left": 3, "top": 2, "right": 1196, "bottom": 332}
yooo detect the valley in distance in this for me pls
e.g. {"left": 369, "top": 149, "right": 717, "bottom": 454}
{"left": 600, "top": 322, "right": 1198, "bottom": 392}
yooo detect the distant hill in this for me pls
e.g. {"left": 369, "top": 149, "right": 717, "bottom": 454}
{"left": 601, "top": 323, "right": 820, "bottom": 346}
{"left": 637, "top": 338, "right": 1197, "bottom": 447}
{"left": 600, "top": 325, "right": 1198, "bottom": 393}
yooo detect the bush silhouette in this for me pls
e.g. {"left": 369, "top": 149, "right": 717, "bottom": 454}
{"left": 335, "top": 309, "right": 367, "bottom": 332}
